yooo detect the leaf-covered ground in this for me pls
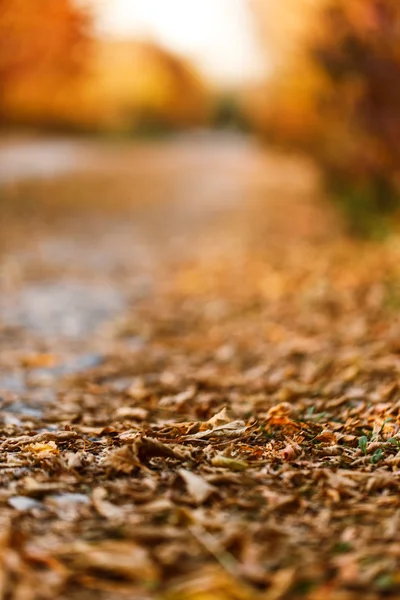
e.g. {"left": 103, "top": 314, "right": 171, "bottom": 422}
{"left": 1, "top": 135, "right": 400, "bottom": 599}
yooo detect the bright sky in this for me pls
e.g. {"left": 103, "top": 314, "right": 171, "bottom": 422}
{"left": 95, "top": 0, "right": 267, "bottom": 87}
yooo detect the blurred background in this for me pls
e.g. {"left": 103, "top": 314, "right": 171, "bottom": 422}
{"left": 2, "top": 0, "right": 400, "bottom": 238}
{"left": 0, "top": 0, "right": 267, "bottom": 134}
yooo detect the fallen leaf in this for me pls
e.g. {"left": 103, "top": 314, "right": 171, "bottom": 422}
{"left": 280, "top": 443, "right": 298, "bottom": 461}
{"left": 58, "top": 540, "right": 158, "bottom": 582}
{"left": 206, "top": 408, "right": 231, "bottom": 428}
{"left": 25, "top": 441, "right": 59, "bottom": 457}
{"left": 104, "top": 445, "right": 142, "bottom": 474}
{"left": 178, "top": 469, "right": 215, "bottom": 504}
{"left": 135, "top": 436, "right": 191, "bottom": 462}
{"left": 21, "top": 353, "right": 58, "bottom": 368}
{"left": 211, "top": 455, "right": 249, "bottom": 471}
{"left": 92, "top": 487, "right": 126, "bottom": 521}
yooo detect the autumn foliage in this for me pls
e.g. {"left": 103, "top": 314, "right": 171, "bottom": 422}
{"left": 0, "top": 0, "right": 91, "bottom": 123}
{"left": 88, "top": 40, "right": 210, "bottom": 134}
{"left": 0, "top": 0, "right": 209, "bottom": 133}
{"left": 251, "top": 0, "right": 400, "bottom": 237}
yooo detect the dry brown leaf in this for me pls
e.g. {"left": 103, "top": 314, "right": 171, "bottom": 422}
{"left": 20, "top": 477, "right": 67, "bottom": 497}
{"left": 206, "top": 407, "right": 231, "bottom": 428}
{"left": 135, "top": 436, "right": 191, "bottom": 462}
{"left": 0, "top": 430, "right": 80, "bottom": 451}
{"left": 314, "top": 431, "right": 338, "bottom": 445}
{"left": 186, "top": 421, "right": 248, "bottom": 441}
{"left": 280, "top": 443, "right": 298, "bottom": 461}
{"left": 59, "top": 540, "right": 158, "bottom": 582}
{"left": 104, "top": 444, "right": 142, "bottom": 474}
{"left": 178, "top": 469, "right": 215, "bottom": 504}
{"left": 115, "top": 406, "right": 149, "bottom": 420}
{"left": 165, "top": 565, "right": 256, "bottom": 600}
{"left": 91, "top": 487, "right": 126, "bottom": 521}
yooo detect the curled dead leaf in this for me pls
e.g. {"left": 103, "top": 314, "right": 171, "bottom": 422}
{"left": 135, "top": 436, "right": 191, "bottom": 462}
{"left": 280, "top": 444, "right": 298, "bottom": 461}
{"left": 206, "top": 407, "right": 231, "bottom": 428}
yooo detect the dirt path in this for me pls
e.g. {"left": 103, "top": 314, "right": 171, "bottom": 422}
{"left": 0, "top": 132, "right": 326, "bottom": 346}
{"left": 3, "top": 134, "right": 399, "bottom": 600}
{"left": 1, "top": 133, "right": 313, "bottom": 410}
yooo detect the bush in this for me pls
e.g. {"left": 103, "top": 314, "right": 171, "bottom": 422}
{"left": 253, "top": 0, "right": 400, "bottom": 237}
{"left": 311, "top": 0, "right": 400, "bottom": 237}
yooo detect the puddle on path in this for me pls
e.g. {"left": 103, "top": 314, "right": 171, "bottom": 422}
{"left": 0, "top": 140, "right": 87, "bottom": 182}
{"left": 1, "top": 281, "right": 126, "bottom": 339}
{"left": 0, "top": 353, "right": 104, "bottom": 421}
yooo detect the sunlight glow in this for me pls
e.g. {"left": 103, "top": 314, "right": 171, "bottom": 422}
{"left": 95, "top": 0, "right": 267, "bottom": 86}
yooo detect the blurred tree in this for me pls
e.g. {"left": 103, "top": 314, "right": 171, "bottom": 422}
{"left": 130, "top": 42, "right": 210, "bottom": 132}
{"left": 249, "top": 0, "right": 320, "bottom": 71}
{"left": 249, "top": 0, "right": 400, "bottom": 237}
{"left": 311, "top": 0, "right": 400, "bottom": 236}
{"left": 79, "top": 40, "right": 210, "bottom": 134}
{"left": 0, "top": 0, "right": 91, "bottom": 124}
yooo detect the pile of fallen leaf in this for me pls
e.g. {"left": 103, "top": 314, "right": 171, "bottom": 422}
{"left": 2, "top": 227, "right": 400, "bottom": 600}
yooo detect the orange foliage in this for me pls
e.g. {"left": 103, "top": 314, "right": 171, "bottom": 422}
{"left": 248, "top": 0, "right": 400, "bottom": 236}
{"left": 87, "top": 40, "right": 210, "bottom": 132}
{"left": 0, "top": 0, "right": 91, "bottom": 124}
{"left": 1, "top": 19, "right": 209, "bottom": 132}
{"left": 0, "top": 1, "right": 208, "bottom": 132}
{"left": 136, "top": 42, "right": 210, "bottom": 129}
{"left": 246, "top": 0, "right": 328, "bottom": 148}
{"left": 250, "top": 0, "right": 322, "bottom": 71}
